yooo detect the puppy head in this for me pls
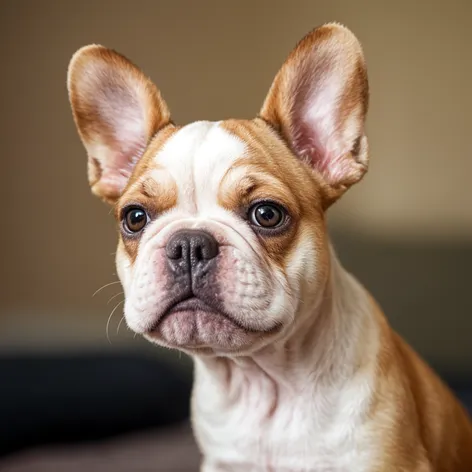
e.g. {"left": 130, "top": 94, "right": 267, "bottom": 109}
{"left": 67, "top": 24, "right": 369, "bottom": 356}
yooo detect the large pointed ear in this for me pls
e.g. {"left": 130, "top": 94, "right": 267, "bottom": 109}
{"left": 67, "top": 45, "right": 171, "bottom": 204}
{"left": 260, "top": 23, "right": 369, "bottom": 204}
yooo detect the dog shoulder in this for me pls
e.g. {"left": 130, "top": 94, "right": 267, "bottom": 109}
{"left": 369, "top": 299, "right": 472, "bottom": 470}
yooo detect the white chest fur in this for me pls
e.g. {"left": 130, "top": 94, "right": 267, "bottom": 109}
{"left": 192, "top": 353, "right": 377, "bottom": 472}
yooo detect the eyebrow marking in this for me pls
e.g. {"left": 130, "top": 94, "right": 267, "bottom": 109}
{"left": 141, "top": 178, "right": 160, "bottom": 198}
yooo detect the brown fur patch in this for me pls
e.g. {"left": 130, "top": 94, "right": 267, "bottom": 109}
{"left": 219, "top": 119, "right": 326, "bottom": 271}
{"left": 123, "top": 123, "right": 179, "bottom": 191}
{"left": 115, "top": 125, "right": 180, "bottom": 262}
{"left": 367, "top": 298, "right": 472, "bottom": 470}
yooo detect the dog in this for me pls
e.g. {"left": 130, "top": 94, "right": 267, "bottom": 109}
{"left": 67, "top": 23, "right": 472, "bottom": 472}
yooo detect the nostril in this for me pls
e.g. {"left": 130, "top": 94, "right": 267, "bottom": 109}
{"left": 166, "top": 240, "right": 184, "bottom": 260}
{"left": 174, "top": 244, "right": 183, "bottom": 260}
{"left": 202, "top": 242, "right": 217, "bottom": 260}
{"left": 195, "top": 245, "right": 203, "bottom": 261}
{"left": 205, "top": 241, "right": 218, "bottom": 260}
{"left": 193, "top": 234, "right": 218, "bottom": 261}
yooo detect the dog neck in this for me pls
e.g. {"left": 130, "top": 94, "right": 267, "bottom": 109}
{"left": 192, "top": 245, "right": 379, "bottom": 408}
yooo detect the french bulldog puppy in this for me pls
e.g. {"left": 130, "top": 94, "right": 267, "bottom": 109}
{"left": 68, "top": 23, "right": 472, "bottom": 472}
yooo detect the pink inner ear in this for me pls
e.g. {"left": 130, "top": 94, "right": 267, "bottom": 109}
{"left": 90, "top": 85, "right": 149, "bottom": 193}
{"left": 69, "top": 45, "right": 172, "bottom": 201}
{"left": 87, "top": 127, "right": 147, "bottom": 197}
{"left": 290, "top": 73, "right": 360, "bottom": 186}
{"left": 99, "top": 85, "right": 148, "bottom": 158}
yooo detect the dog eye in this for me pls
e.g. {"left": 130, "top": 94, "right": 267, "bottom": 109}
{"left": 123, "top": 207, "right": 148, "bottom": 233}
{"left": 249, "top": 203, "right": 285, "bottom": 228}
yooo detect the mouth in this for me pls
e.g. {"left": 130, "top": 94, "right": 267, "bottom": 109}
{"left": 144, "top": 295, "right": 252, "bottom": 351}
{"left": 167, "top": 297, "right": 214, "bottom": 315}
{"left": 144, "top": 294, "right": 282, "bottom": 352}
{"left": 151, "top": 295, "right": 252, "bottom": 333}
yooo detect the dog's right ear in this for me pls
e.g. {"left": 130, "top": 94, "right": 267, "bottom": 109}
{"left": 67, "top": 45, "right": 171, "bottom": 204}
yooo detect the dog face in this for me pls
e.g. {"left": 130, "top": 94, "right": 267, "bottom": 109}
{"left": 67, "top": 23, "right": 369, "bottom": 355}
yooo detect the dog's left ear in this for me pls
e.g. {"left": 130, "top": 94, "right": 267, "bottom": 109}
{"left": 260, "top": 23, "right": 369, "bottom": 204}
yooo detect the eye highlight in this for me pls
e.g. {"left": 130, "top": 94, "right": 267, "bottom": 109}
{"left": 122, "top": 206, "right": 148, "bottom": 234}
{"left": 249, "top": 202, "right": 286, "bottom": 229}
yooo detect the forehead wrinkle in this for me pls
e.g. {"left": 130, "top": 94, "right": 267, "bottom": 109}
{"left": 116, "top": 165, "right": 179, "bottom": 221}
{"left": 223, "top": 119, "right": 325, "bottom": 215}
{"left": 141, "top": 177, "right": 159, "bottom": 198}
{"left": 219, "top": 165, "right": 257, "bottom": 201}
{"left": 117, "top": 173, "right": 149, "bottom": 209}
{"left": 221, "top": 163, "right": 299, "bottom": 213}
{"left": 123, "top": 124, "right": 179, "bottom": 191}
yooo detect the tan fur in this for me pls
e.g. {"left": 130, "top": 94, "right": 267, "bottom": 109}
{"left": 219, "top": 119, "right": 325, "bottom": 271}
{"left": 114, "top": 125, "right": 179, "bottom": 262}
{"left": 121, "top": 123, "right": 179, "bottom": 192}
{"left": 366, "top": 299, "right": 472, "bottom": 470}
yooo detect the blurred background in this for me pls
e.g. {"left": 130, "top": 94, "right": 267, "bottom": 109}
{"left": 1, "top": 0, "right": 471, "bottom": 470}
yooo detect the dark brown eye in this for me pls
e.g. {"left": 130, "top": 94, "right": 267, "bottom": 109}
{"left": 123, "top": 207, "right": 148, "bottom": 233}
{"left": 250, "top": 203, "right": 284, "bottom": 228}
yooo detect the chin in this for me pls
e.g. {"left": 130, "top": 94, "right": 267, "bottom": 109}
{"left": 141, "top": 298, "right": 282, "bottom": 356}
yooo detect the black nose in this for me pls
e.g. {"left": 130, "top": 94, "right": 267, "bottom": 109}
{"left": 166, "top": 230, "right": 218, "bottom": 275}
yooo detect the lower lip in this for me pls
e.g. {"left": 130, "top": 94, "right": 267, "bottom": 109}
{"left": 150, "top": 296, "right": 251, "bottom": 334}
{"left": 147, "top": 306, "right": 252, "bottom": 350}
{"left": 167, "top": 298, "right": 213, "bottom": 314}
{"left": 164, "top": 298, "right": 254, "bottom": 333}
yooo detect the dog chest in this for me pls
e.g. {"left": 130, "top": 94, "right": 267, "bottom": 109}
{"left": 191, "top": 364, "right": 374, "bottom": 472}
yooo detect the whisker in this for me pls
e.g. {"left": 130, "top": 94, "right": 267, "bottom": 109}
{"left": 106, "top": 300, "right": 125, "bottom": 344}
{"left": 107, "top": 291, "right": 124, "bottom": 305}
{"left": 93, "top": 281, "right": 121, "bottom": 297}
{"left": 116, "top": 316, "right": 126, "bottom": 334}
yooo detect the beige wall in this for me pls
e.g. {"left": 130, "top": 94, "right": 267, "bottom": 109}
{"left": 1, "top": 1, "right": 471, "bottom": 355}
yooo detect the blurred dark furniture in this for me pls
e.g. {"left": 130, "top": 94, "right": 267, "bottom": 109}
{"left": 0, "top": 353, "right": 192, "bottom": 458}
